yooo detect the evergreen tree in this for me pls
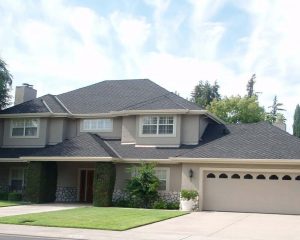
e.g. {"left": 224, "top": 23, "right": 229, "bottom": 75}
{"left": 266, "top": 95, "right": 285, "bottom": 123}
{"left": 293, "top": 104, "right": 300, "bottom": 137}
{"left": 0, "top": 58, "right": 13, "bottom": 110}
{"left": 246, "top": 74, "right": 256, "bottom": 98}
{"left": 191, "top": 80, "right": 221, "bottom": 108}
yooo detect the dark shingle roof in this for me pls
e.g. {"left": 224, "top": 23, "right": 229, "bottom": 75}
{"left": 0, "top": 148, "right": 44, "bottom": 158}
{"left": 31, "top": 133, "right": 117, "bottom": 158}
{"left": 0, "top": 94, "right": 67, "bottom": 114}
{"left": 0, "top": 79, "right": 201, "bottom": 115}
{"left": 177, "top": 122, "right": 300, "bottom": 159}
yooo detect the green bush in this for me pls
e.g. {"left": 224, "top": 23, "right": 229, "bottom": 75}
{"left": 25, "top": 162, "right": 57, "bottom": 203}
{"left": 8, "top": 192, "right": 22, "bottom": 201}
{"left": 0, "top": 192, "right": 8, "bottom": 200}
{"left": 166, "top": 201, "right": 180, "bottom": 210}
{"left": 126, "top": 163, "right": 159, "bottom": 208}
{"left": 180, "top": 189, "right": 198, "bottom": 200}
{"left": 93, "top": 162, "right": 116, "bottom": 207}
{"left": 152, "top": 199, "right": 167, "bottom": 209}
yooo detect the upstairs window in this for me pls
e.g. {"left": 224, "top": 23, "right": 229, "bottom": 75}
{"left": 11, "top": 118, "right": 39, "bottom": 137}
{"left": 141, "top": 116, "right": 175, "bottom": 136}
{"left": 82, "top": 119, "right": 113, "bottom": 132}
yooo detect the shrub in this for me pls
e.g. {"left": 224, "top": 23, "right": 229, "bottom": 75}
{"left": 166, "top": 201, "right": 180, "bottom": 210}
{"left": 180, "top": 189, "right": 198, "bottom": 200}
{"left": 8, "top": 192, "right": 22, "bottom": 201}
{"left": 0, "top": 192, "right": 8, "bottom": 200}
{"left": 126, "top": 162, "right": 159, "bottom": 208}
{"left": 152, "top": 199, "right": 167, "bottom": 209}
{"left": 25, "top": 162, "right": 57, "bottom": 203}
{"left": 93, "top": 162, "right": 116, "bottom": 207}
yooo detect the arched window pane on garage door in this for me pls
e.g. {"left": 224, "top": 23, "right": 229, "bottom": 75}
{"left": 219, "top": 173, "right": 228, "bottom": 179}
{"left": 282, "top": 175, "right": 292, "bottom": 180}
{"left": 269, "top": 175, "right": 279, "bottom": 180}
{"left": 256, "top": 174, "right": 266, "bottom": 180}
{"left": 231, "top": 174, "right": 240, "bottom": 179}
{"left": 296, "top": 176, "right": 300, "bottom": 181}
{"left": 207, "top": 173, "right": 216, "bottom": 178}
{"left": 244, "top": 174, "right": 253, "bottom": 179}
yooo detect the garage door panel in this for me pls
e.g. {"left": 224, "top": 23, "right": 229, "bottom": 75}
{"left": 203, "top": 171, "right": 300, "bottom": 214}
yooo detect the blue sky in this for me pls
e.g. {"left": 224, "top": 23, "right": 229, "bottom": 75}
{"left": 0, "top": 0, "right": 299, "bottom": 132}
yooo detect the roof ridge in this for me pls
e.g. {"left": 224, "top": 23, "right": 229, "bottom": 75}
{"left": 92, "top": 134, "right": 121, "bottom": 158}
{"left": 120, "top": 94, "right": 171, "bottom": 110}
{"left": 164, "top": 93, "right": 188, "bottom": 110}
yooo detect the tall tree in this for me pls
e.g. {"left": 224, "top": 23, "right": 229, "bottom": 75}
{"left": 0, "top": 58, "right": 13, "bottom": 110}
{"left": 246, "top": 74, "right": 256, "bottom": 98}
{"left": 293, "top": 104, "right": 300, "bottom": 138}
{"left": 191, "top": 80, "right": 221, "bottom": 108}
{"left": 266, "top": 95, "right": 285, "bottom": 123}
{"left": 208, "top": 96, "right": 265, "bottom": 124}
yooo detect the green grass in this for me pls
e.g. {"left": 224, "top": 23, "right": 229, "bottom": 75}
{"left": 0, "top": 207, "right": 188, "bottom": 230}
{"left": 0, "top": 201, "right": 21, "bottom": 207}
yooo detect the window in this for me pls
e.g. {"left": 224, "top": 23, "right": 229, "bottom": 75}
{"left": 269, "top": 175, "right": 278, "bottom": 180}
{"left": 82, "top": 119, "right": 113, "bottom": 132}
{"left": 154, "top": 168, "right": 170, "bottom": 191}
{"left": 296, "top": 176, "right": 300, "bottom": 181}
{"left": 219, "top": 173, "right": 228, "bottom": 179}
{"left": 244, "top": 174, "right": 253, "bottom": 179}
{"left": 207, "top": 173, "right": 216, "bottom": 178}
{"left": 141, "top": 116, "right": 175, "bottom": 136}
{"left": 282, "top": 175, "right": 292, "bottom": 180}
{"left": 11, "top": 119, "right": 39, "bottom": 137}
{"left": 10, "top": 168, "right": 24, "bottom": 192}
{"left": 257, "top": 174, "right": 266, "bottom": 180}
{"left": 231, "top": 174, "right": 240, "bottom": 179}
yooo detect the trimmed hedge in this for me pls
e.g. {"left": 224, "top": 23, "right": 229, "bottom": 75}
{"left": 8, "top": 192, "right": 22, "bottom": 201}
{"left": 25, "top": 162, "right": 57, "bottom": 203}
{"left": 93, "top": 162, "right": 116, "bottom": 207}
{"left": 0, "top": 192, "right": 8, "bottom": 201}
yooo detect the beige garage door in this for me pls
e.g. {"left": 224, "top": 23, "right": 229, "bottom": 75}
{"left": 203, "top": 171, "right": 300, "bottom": 214}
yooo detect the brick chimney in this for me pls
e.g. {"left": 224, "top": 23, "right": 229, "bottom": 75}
{"left": 14, "top": 83, "right": 37, "bottom": 105}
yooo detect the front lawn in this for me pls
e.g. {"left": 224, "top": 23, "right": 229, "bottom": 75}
{"left": 0, "top": 201, "right": 20, "bottom": 207}
{"left": 0, "top": 207, "right": 187, "bottom": 230}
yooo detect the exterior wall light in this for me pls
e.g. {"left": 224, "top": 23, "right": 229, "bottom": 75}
{"left": 189, "top": 169, "right": 194, "bottom": 178}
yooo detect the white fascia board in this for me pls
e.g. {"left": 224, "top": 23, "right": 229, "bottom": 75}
{"left": 20, "top": 156, "right": 116, "bottom": 162}
{"left": 0, "top": 158, "right": 27, "bottom": 162}
{"left": 169, "top": 157, "right": 300, "bottom": 165}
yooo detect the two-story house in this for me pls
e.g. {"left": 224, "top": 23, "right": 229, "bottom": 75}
{"left": 1, "top": 79, "right": 300, "bottom": 214}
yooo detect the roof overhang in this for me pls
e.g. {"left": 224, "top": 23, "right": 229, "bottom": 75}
{"left": 20, "top": 156, "right": 117, "bottom": 161}
{"left": 0, "top": 158, "right": 27, "bottom": 162}
{"left": 169, "top": 157, "right": 300, "bottom": 165}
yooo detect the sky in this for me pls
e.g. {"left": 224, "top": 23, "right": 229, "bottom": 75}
{"left": 0, "top": 0, "right": 299, "bottom": 133}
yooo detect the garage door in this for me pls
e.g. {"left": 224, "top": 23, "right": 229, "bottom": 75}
{"left": 203, "top": 171, "right": 300, "bottom": 214}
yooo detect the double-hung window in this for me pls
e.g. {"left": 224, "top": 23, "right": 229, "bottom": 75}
{"left": 141, "top": 116, "right": 175, "bottom": 136}
{"left": 82, "top": 119, "right": 113, "bottom": 132}
{"left": 154, "top": 168, "right": 170, "bottom": 191}
{"left": 10, "top": 168, "right": 24, "bottom": 192}
{"left": 11, "top": 119, "right": 39, "bottom": 137}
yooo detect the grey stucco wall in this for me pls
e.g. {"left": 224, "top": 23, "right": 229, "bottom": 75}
{"left": 47, "top": 118, "right": 64, "bottom": 145}
{"left": 181, "top": 115, "right": 199, "bottom": 145}
{"left": 121, "top": 116, "right": 136, "bottom": 144}
{"left": 3, "top": 118, "right": 48, "bottom": 147}
{"left": 199, "top": 117, "right": 210, "bottom": 139}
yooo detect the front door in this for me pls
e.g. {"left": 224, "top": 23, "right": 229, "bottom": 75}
{"left": 79, "top": 170, "right": 94, "bottom": 203}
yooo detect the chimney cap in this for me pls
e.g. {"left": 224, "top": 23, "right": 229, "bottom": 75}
{"left": 22, "top": 83, "right": 33, "bottom": 88}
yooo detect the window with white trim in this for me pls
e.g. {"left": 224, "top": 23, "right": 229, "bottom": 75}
{"left": 10, "top": 168, "right": 24, "bottom": 192}
{"left": 11, "top": 119, "right": 39, "bottom": 137}
{"left": 154, "top": 168, "right": 170, "bottom": 191}
{"left": 82, "top": 119, "right": 113, "bottom": 132}
{"left": 141, "top": 116, "right": 175, "bottom": 135}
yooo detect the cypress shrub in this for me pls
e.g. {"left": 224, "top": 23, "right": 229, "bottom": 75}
{"left": 93, "top": 162, "right": 116, "bottom": 207}
{"left": 25, "top": 162, "right": 57, "bottom": 203}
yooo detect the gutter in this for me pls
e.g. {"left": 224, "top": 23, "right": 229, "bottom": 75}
{"left": 20, "top": 156, "right": 118, "bottom": 162}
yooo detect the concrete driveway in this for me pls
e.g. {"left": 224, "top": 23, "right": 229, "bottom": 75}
{"left": 0, "top": 203, "right": 84, "bottom": 217}
{"left": 0, "top": 210, "right": 300, "bottom": 239}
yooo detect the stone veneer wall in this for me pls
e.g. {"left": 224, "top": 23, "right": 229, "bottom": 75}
{"left": 112, "top": 190, "right": 180, "bottom": 204}
{"left": 55, "top": 186, "right": 78, "bottom": 202}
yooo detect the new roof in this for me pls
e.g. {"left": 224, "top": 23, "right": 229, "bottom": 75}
{"left": 0, "top": 79, "right": 201, "bottom": 115}
{"left": 2, "top": 122, "right": 300, "bottom": 160}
